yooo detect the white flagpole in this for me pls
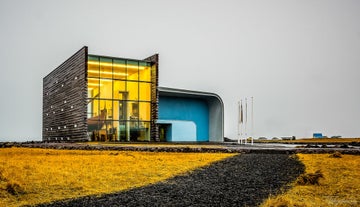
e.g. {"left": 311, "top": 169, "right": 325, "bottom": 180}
{"left": 241, "top": 100, "right": 243, "bottom": 144}
{"left": 237, "top": 101, "right": 240, "bottom": 144}
{"left": 240, "top": 99, "right": 243, "bottom": 144}
{"left": 245, "top": 98, "right": 248, "bottom": 144}
{"left": 251, "top": 97, "right": 254, "bottom": 145}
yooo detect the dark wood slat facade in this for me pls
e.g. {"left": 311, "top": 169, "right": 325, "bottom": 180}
{"left": 42, "top": 47, "right": 88, "bottom": 141}
{"left": 144, "top": 54, "right": 159, "bottom": 141}
{"left": 43, "top": 47, "right": 160, "bottom": 142}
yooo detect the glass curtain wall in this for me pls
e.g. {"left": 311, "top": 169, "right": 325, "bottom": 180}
{"left": 87, "top": 55, "right": 152, "bottom": 141}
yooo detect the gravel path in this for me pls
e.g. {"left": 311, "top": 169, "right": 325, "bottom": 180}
{"left": 37, "top": 153, "right": 304, "bottom": 207}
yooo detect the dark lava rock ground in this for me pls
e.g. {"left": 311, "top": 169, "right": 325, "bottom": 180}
{"left": 37, "top": 153, "right": 304, "bottom": 207}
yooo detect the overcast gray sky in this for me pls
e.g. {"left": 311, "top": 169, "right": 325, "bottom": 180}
{"left": 0, "top": 0, "right": 359, "bottom": 141}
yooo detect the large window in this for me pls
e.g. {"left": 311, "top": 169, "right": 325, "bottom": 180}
{"left": 87, "top": 55, "right": 153, "bottom": 141}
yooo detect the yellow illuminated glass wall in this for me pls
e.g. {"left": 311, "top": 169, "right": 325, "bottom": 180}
{"left": 87, "top": 55, "right": 152, "bottom": 141}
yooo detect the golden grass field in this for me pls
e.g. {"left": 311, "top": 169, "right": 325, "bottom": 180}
{"left": 0, "top": 147, "right": 236, "bottom": 207}
{"left": 1, "top": 147, "right": 359, "bottom": 207}
{"left": 261, "top": 153, "right": 360, "bottom": 207}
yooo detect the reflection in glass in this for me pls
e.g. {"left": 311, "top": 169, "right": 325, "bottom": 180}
{"left": 113, "top": 59, "right": 127, "bottom": 80}
{"left": 88, "top": 56, "right": 99, "bottom": 78}
{"left": 127, "top": 81, "right": 138, "bottom": 101}
{"left": 99, "top": 79, "right": 112, "bottom": 99}
{"left": 115, "top": 99, "right": 127, "bottom": 121}
{"left": 140, "top": 122, "right": 151, "bottom": 141}
{"left": 100, "top": 57, "right": 112, "bottom": 79}
{"left": 139, "top": 82, "right": 151, "bottom": 101}
{"left": 127, "top": 60, "right": 139, "bottom": 81}
{"left": 87, "top": 55, "right": 153, "bottom": 142}
{"left": 88, "top": 78, "right": 99, "bottom": 98}
{"left": 139, "top": 62, "right": 151, "bottom": 81}
{"left": 113, "top": 80, "right": 126, "bottom": 100}
{"left": 139, "top": 102, "right": 151, "bottom": 121}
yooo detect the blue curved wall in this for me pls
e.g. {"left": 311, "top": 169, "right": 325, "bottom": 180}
{"left": 159, "top": 96, "right": 209, "bottom": 141}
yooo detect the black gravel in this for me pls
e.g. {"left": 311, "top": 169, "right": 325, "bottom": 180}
{"left": 36, "top": 153, "right": 304, "bottom": 207}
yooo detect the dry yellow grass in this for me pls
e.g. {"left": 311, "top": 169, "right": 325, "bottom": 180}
{"left": 0, "top": 147, "right": 236, "bottom": 207}
{"left": 261, "top": 153, "right": 360, "bottom": 207}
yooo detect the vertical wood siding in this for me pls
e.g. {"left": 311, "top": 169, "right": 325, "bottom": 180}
{"left": 42, "top": 47, "right": 88, "bottom": 141}
{"left": 144, "top": 54, "right": 159, "bottom": 141}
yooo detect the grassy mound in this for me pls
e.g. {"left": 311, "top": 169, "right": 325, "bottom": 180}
{"left": 262, "top": 154, "right": 360, "bottom": 207}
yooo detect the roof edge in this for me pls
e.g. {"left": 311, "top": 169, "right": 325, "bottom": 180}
{"left": 158, "top": 86, "right": 223, "bottom": 104}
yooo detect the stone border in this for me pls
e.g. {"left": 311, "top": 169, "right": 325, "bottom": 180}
{"left": 1, "top": 142, "right": 359, "bottom": 155}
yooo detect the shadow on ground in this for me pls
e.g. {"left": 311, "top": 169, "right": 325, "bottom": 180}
{"left": 37, "top": 153, "right": 304, "bottom": 207}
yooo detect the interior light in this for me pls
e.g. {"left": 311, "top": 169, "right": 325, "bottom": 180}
{"left": 88, "top": 69, "right": 128, "bottom": 76}
{"left": 88, "top": 83, "right": 102, "bottom": 87}
{"left": 100, "top": 79, "right": 112, "bottom": 82}
{"left": 88, "top": 78, "right": 112, "bottom": 86}
{"left": 88, "top": 61, "right": 148, "bottom": 70}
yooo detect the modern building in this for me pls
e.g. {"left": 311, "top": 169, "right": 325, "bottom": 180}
{"left": 158, "top": 87, "right": 223, "bottom": 142}
{"left": 313, "top": 133, "right": 323, "bottom": 138}
{"left": 43, "top": 46, "right": 223, "bottom": 142}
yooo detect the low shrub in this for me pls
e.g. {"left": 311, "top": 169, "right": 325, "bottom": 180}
{"left": 329, "top": 151, "right": 342, "bottom": 158}
{"left": 6, "top": 181, "right": 25, "bottom": 195}
{"left": 296, "top": 170, "right": 324, "bottom": 185}
{"left": 288, "top": 154, "right": 299, "bottom": 160}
